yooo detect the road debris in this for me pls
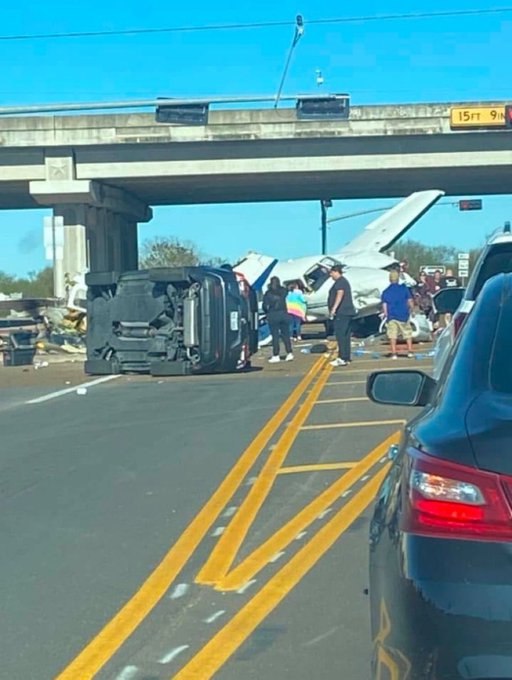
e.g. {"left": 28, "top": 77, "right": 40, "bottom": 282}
{"left": 1, "top": 301, "right": 86, "bottom": 367}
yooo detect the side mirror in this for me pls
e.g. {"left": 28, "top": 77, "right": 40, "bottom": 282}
{"left": 366, "top": 370, "right": 437, "bottom": 407}
{"left": 432, "top": 287, "right": 466, "bottom": 315}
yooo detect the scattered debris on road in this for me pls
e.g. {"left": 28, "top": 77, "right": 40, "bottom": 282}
{"left": 1, "top": 302, "right": 86, "bottom": 368}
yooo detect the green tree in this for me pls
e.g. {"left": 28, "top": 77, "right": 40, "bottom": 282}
{"left": 0, "top": 267, "right": 54, "bottom": 297}
{"left": 388, "top": 239, "right": 487, "bottom": 278}
{"left": 139, "top": 237, "right": 201, "bottom": 268}
{"left": 388, "top": 240, "right": 458, "bottom": 276}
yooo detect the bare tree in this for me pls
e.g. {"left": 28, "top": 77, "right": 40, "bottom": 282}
{"left": 139, "top": 236, "right": 229, "bottom": 270}
{"left": 389, "top": 239, "right": 484, "bottom": 278}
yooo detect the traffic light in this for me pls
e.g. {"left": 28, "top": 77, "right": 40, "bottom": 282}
{"left": 459, "top": 199, "right": 483, "bottom": 211}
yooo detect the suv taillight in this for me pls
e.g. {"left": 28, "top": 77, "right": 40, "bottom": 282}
{"left": 452, "top": 311, "right": 467, "bottom": 339}
{"left": 401, "top": 449, "right": 512, "bottom": 541}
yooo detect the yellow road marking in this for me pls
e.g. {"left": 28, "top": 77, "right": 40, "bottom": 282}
{"left": 277, "top": 462, "right": 357, "bottom": 474}
{"left": 196, "top": 363, "right": 333, "bottom": 585}
{"left": 301, "top": 419, "right": 405, "bottom": 431}
{"left": 374, "top": 599, "right": 412, "bottom": 680}
{"left": 316, "top": 396, "right": 368, "bottom": 404}
{"left": 174, "top": 466, "right": 389, "bottom": 680}
{"left": 55, "top": 356, "right": 326, "bottom": 680}
{"left": 217, "top": 432, "right": 398, "bottom": 591}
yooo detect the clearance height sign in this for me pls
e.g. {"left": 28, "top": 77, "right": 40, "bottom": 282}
{"left": 450, "top": 105, "right": 512, "bottom": 130}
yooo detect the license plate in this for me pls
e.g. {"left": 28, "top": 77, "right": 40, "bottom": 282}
{"left": 230, "top": 312, "right": 239, "bottom": 331}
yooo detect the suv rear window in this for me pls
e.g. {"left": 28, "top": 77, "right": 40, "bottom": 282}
{"left": 473, "top": 243, "right": 512, "bottom": 298}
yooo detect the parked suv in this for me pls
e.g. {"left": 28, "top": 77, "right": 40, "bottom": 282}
{"left": 433, "top": 224, "right": 512, "bottom": 379}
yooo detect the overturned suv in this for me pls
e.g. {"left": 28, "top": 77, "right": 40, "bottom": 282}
{"left": 85, "top": 267, "right": 258, "bottom": 376}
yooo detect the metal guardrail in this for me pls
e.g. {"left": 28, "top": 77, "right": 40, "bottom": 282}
{"left": 0, "top": 93, "right": 348, "bottom": 116}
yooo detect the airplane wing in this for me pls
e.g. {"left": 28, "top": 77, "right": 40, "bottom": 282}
{"left": 339, "top": 190, "right": 445, "bottom": 255}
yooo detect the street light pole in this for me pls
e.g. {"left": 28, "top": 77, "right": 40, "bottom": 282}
{"left": 274, "top": 15, "right": 304, "bottom": 109}
{"left": 320, "top": 199, "right": 332, "bottom": 254}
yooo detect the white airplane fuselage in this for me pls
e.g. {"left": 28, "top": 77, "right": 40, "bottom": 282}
{"left": 234, "top": 190, "right": 445, "bottom": 324}
{"left": 250, "top": 255, "right": 391, "bottom": 322}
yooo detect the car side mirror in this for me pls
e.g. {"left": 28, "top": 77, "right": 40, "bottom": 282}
{"left": 366, "top": 370, "right": 437, "bottom": 407}
{"left": 432, "top": 287, "right": 466, "bottom": 315}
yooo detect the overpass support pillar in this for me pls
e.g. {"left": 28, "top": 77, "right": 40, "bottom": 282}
{"left": 29, "top": 178, "right": 152, "bottom": 295}
{"left": 52, "top": 204, "right": 141, "bottom": 273}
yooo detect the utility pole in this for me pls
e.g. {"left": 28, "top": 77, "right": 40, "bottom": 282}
{"left": 320, "top": 199, "right": 332, "bottom": 254}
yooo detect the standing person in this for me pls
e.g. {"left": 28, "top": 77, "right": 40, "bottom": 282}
{"left": 328, "top": 265, "right": 356, "bottom": 367}
{"left": 399, "top": 259, "right": 410, "bottom": 283}
{"left": 415, "top": 270, "right": 434, "bottom": 317}
{"left": 381, "top": 270, "right": 415, "bottom": 360}
{"left": 286, "top": 280, "right": 307, "bottom": 341}
{"left": 441, "top": 268, "right": 461, "bottom": 288}
{"left": 430, "top": 269, "right": 444, "bottom": 330}
{"left": 262, "top": 276, "right": 294, "bottom": 364}
{"left": 432, "top": 270, "right": 443, "bottom": 293}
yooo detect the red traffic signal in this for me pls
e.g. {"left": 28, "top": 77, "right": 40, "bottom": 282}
{"left": 459, "top": 199, "right": 482, "bottom": 211}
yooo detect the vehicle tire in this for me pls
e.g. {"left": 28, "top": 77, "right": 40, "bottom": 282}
{"left": 84, "top": 359, "right": 121, "bottom": 375}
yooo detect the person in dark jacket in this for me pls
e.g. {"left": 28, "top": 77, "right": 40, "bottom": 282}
{"left": 328, "top": 264, "right": 356, "bottom": 367}
{"left": 262, "top": 276, "right": 294, "bottom": 363}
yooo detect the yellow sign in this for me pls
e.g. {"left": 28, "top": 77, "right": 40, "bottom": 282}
{"left": 450, "top": 106, "right": 506, "bottom": 129}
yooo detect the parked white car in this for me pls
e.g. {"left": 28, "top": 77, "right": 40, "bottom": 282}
{"left": 432, "top": 225, "right": 512, "bottom": 380}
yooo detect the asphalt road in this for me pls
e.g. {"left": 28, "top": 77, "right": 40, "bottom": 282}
{"left": 0, "top": 348, "right": 431, "bottom": 680}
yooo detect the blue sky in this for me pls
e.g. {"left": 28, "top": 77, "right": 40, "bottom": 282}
{"left": 1, "top": 1, "right": 512, "bottom": 275}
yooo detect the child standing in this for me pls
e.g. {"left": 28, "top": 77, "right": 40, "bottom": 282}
{"left": 286, "top": 281, "right": 307, "bottom": 341}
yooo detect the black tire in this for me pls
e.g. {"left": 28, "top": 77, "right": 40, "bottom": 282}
{"left": 311, "top": 343, "right": 328, "bottom": 354}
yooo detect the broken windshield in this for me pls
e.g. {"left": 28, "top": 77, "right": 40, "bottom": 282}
{"left": 304, "top": 257, "right": 341, "bottom": 292}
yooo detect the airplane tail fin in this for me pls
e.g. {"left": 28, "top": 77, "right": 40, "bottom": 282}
{"left": 340, "top": 190, "right": 445, "bottom": 255}
{"left": 233, "top": 253, "right": 278, "bottom": 292}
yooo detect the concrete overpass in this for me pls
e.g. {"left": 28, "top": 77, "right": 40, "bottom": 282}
{"left": 1, "top": 99, "right": 511, "bottom": 290}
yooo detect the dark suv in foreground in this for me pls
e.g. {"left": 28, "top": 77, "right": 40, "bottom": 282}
{"left": 367, "top": 273, "right": 512, "bottom": 679}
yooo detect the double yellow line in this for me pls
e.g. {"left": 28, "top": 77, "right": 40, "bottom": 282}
{"left": 175, "top": 465, "right": 390, "bottom": 679}
{"left": 56, "top": 355, "right": 328, "bottom": 679}
{"left": 215, "top": 431, "right": 397, "bottom": 591}
{"left": 196, "top": 360, "right": 333, "bottom": 586}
